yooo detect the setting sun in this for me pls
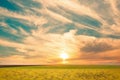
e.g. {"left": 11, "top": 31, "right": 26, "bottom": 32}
{"left": 60, "top": 53, "right": 69, "bottom": 60}
{"left": 60, "top": 52, "right": 69, "bottom": 64}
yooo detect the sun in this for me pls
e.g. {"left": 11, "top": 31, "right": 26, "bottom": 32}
{"left": 60, "top": 53, "right": 69, "bottom": 60}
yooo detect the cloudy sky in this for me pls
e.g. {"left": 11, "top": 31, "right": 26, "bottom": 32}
{"left": 0, "top": 0, "right": 120, "bottom": 65}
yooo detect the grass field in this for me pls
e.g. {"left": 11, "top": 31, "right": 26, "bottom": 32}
{"left": 0, "top": 65, "right": 120, "bottom": 80}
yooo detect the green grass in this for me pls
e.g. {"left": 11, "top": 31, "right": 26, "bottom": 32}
{"left": 0, "top": 65, "right": 120, "bottom": 80}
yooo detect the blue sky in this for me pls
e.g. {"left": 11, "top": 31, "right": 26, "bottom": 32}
{"left": 0, "top": 0, "right": 120, "bottom": 65}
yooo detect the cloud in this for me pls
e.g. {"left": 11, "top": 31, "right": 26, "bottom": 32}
{"left": 0, "top": 22, "right": 8, "bottom": 27}
{"left": 18, "top": 27, "right": 29, "bottom": 36}
{"left": 44, "top": 9, "right": 72, "bottom": 23}
{"left": 0, "top": 55, "right": 51, "bottom": 65}
{"left": 0, "top": 7, "right": 47, "bottom": 27}
{"left": 81, "top": 40, "right": 115, "bottom": 53}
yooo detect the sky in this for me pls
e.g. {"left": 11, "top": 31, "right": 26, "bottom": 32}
{"left": 0, "top": 0, "right": 120, "bottom": 65}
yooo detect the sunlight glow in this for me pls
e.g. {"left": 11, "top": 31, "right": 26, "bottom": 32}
{"left": 60, "top": 52, "right": 69, "bottom": 64}
{"left": 60, "top": 53, "right": 68, "bottom": 60}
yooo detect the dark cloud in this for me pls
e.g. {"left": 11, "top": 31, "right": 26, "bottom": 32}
{"left": 81, "top": 41, "right": 115, "bottom": 53}
{"left": 0, "top": 46, "right": 18, "bottom": 57}
{"left": 101, "top": 56, "right": 120, "bottom": 60}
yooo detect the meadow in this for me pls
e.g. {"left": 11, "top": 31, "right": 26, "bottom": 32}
{"left": 0, "top": 65, "right": 120, "bottom": 80}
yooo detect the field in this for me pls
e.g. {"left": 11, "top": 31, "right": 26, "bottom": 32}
{"left": 0, "top": 65, "right": 120, "bottom": 80}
